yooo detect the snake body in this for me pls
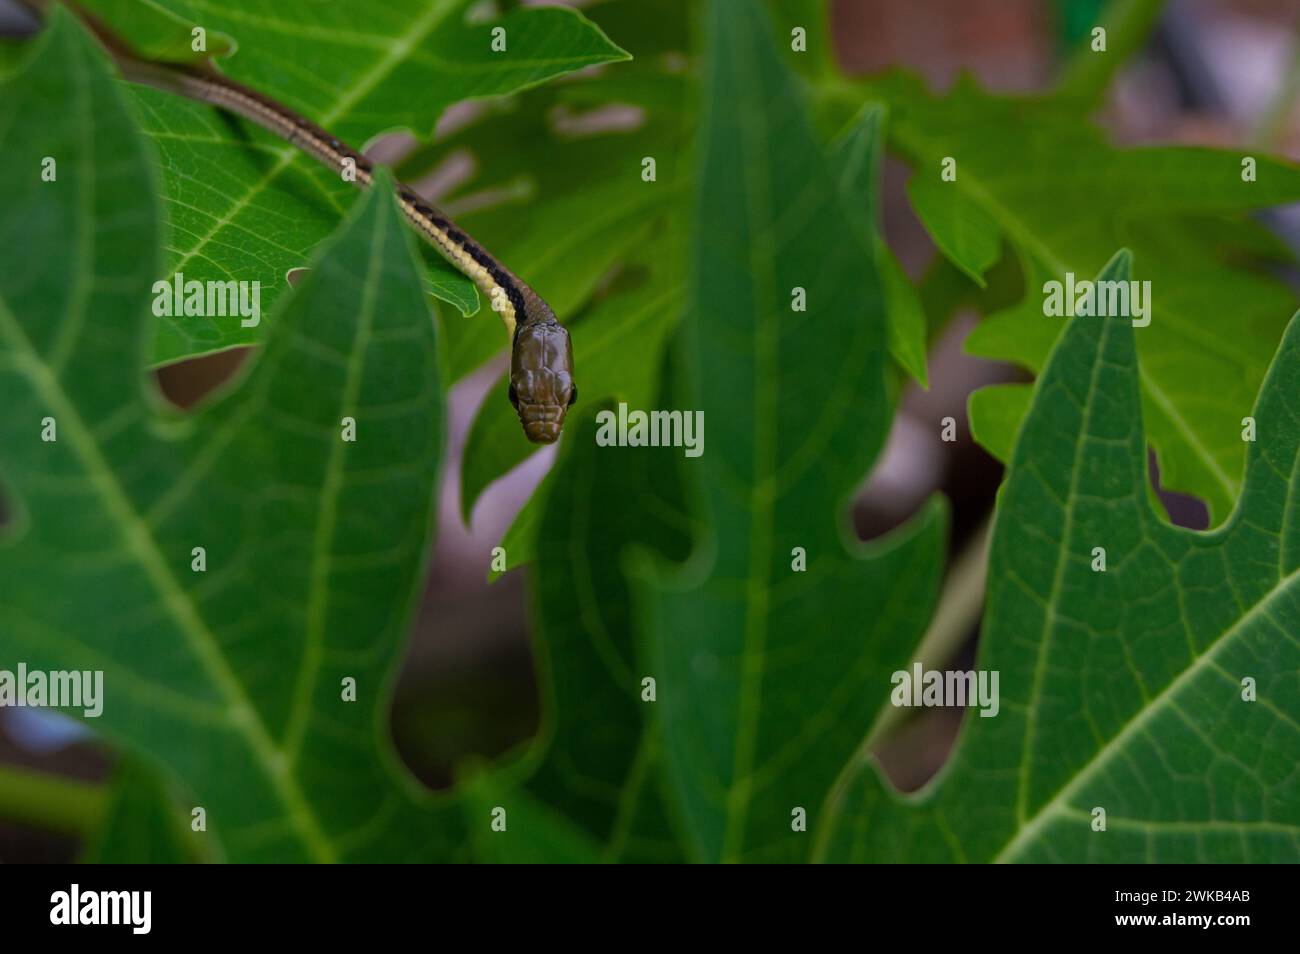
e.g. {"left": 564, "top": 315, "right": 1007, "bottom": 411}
{"left": 64, "top": 3, "right": 576, "bottom": 444}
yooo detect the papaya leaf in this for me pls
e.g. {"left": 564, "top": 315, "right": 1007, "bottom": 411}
{"left": 906, "top": 169, "right": 1002, "bottom": 288}
{"left": 967, "top": 382, "right": 1032, "bottom": 465}
{"left": 861, "top": 70, "right": 1300, "bottom": 522}
{"left": 81, "top": 757, "right": 200, "bottom": 864}
{"left": 634, "top": 0, "right": 947, "bottom": 864}
{"left": 79, "top": 0, "right": 235, "bottom": 62}
{"left": 465, "top": 400, "right": 694, "bottom": 862}
{"left": 819, "top": 251, "right": 1300, "bottom": 863}
{"left": 829, "top": 104, "right": 929, "bottom": 387}
{"left": 0, "top": 13, "right": 463, "bottom": 862}
{"left": 68, "top": 0, "right": 630, "bottom": 362}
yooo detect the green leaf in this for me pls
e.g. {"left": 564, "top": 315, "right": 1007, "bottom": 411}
{"left": 395, "top": 0, "right": 691, "bottom": 389}
{"left": 129, "top": 88, "right": 480, "bottom": 365}
{"left": 469, "top": 400, "right": 694, "bottom": 862}
{"left": 139, "top": 0, "right": 629, "bottom": 144}
{"left": 819, "top": 250, "right": 1300, "bottom": 862}
{"left": 1054, "top": 0, "right": 1166, "bottom": 106}
{"left": 0, "top": 13, "right": 463, "bottom": 862}
{"left": 68, "top": 0, "right": 630, "bottom": 362}
{"left": 634, "top": 0, "right": 947, "bottom": 863}
{"left": 829, "top": 104, "right": 928, "bottom": 386}
{"left": 906, "top": 168, "right": 1002, "bottom": 287}
{"left": 864, "top": 70, "right": 1300, "bottom": 522}
{"left": 766, "top": 0, "right": 836, "bottom": 82}
{"left": 964, "top": 250, "right": 1064, "bottom": 373}
{"left": 81, "top": 757, "right": 200, "bottom": 864}
{"left": 80, "top": 0, "right": 235, "bottom": 61}
{"left": 459, "top": 772, "right": 604, "bottom": 863}
{"left": 967, "top": 382, "right": 1032, "bottom": 464}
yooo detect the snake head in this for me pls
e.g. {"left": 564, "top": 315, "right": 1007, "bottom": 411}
{"left": 509, "top": 319, "right": 576, "bottom": 444}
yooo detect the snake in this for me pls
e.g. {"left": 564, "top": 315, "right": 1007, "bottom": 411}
{"left": 38, "top": 1, "right": 577, "bottom": 444}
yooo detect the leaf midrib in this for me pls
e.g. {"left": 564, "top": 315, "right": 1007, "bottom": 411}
{"left": 718, "top": 15, "right": 780, "bottom": 864}
{"left": 1014, "top": 314, "right": 1115, "bottom": 824}
{"left": 0, "top": 294, "right": 336, "bottom": 861}
{"left": 282, "top": 193, "right": 388, "bottom": 767}
{"left": 1, "top": 29, "right": 335, "bottom": 857}
{"left": 993, "top": 558, "right": 1300, "bottom": 862}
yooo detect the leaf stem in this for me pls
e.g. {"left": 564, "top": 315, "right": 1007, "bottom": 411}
{"left": 1054, "top": 0, "right": 1167, "bottom": 107}
{"left": 812, "top": 513, "right": 993, "bottom": 860}
{"left": 0, "top": 761, "right": 107, "bottom": 836}
{"left": 862, "top": 513, "right": 992, "bottom": 751}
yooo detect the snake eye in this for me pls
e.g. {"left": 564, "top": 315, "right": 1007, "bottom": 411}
{"left": 568, "top": 386, "right": 578, "bottom": 407}
{"left": 508, "top": 383, "right": 519, "bottom": 408}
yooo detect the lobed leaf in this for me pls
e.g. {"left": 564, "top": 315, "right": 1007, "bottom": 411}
{"left": 634, "top": 0, "right": 947, "bottom": 864}
{"left": 820, "top": 251, "right": 1300, "bottom": 862}
{"left": 861, "top": 71, "right": 1300, "bottom": 522}
{"left": 0, "top": 13, "right": 463, "bottom": 861}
